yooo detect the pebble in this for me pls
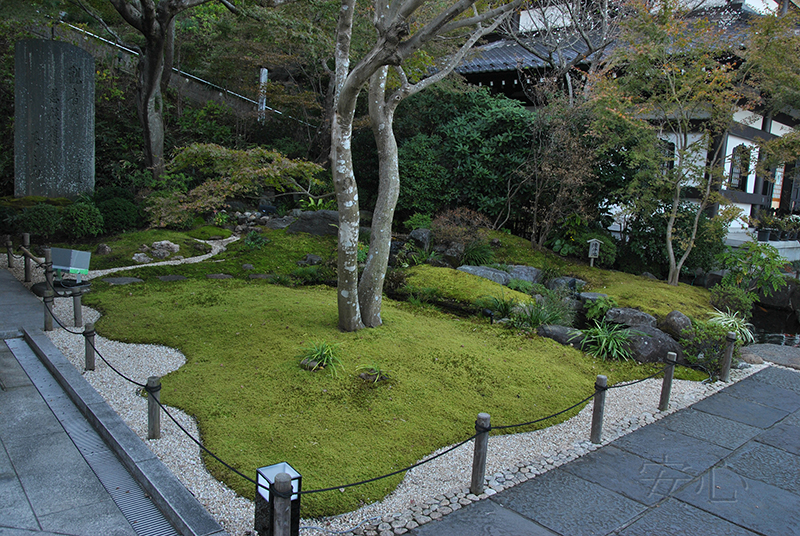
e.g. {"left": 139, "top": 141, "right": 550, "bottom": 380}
{"left": 3, "top": 252, "right": 766, "bottom": 536}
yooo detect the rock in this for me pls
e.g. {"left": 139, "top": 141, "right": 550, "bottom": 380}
{"left": 286, "top": 210, "right": 339, "bottom": 235}
{"left": 757, "top": 275, "right": 800, "bottom": 311}
{"left": 442, "top": 242, "right": 465, "bottom": 267}
{"left": 132, "top": 253, "right": 152, "bottom": 264}
{"left": 660, "top": 310, "right": 693, "bottom": 340}
{"left": 207, "top": 273, "right": 233, "bottom": 279}
{"left": 642, "top": 272, "right": 658, "bottom": 280}
{"left": 704, "top": 270, "right": 724, "bottom": 289}
{"left": 102, "top": 277, "right": 143, "bottom": 285}
{"left": 605, "top": 307, "right": 657, "bottom": 328}
{"left": 156, "top": 275, "right": 187, "bottom": 282}
{"left": 627, "top": 325, "right": 685, "bottom": 364}
{"left": 409, "top": 228, "right": 431, "bottom": 253}
{"left": 537, "top": 325, "right": 584, "bottom": 348}
{"left": 508, "top": 265, "right": 542, "bottom": 284}
{"left": 738, "top": 350, "right": 764, "bottom": 364}
{"left": 546, "top": 277, "right": 586, "bottom": 292}
{"left": 242, "top": 264, "right": 255, "bottom": 270}
{"left": 579, "top": 292, "right": 608, "bottom": 303}
{"left": 297, "top": 254, "right": 322, "bottom": 267}
{"left": 152, "top": 240, "right": 180, "bottom": 254}
{"left": 96, "top": 243, "right": 111, "bottom": 255}
{"left": 457, "top": 265, "right": 511, "bottom": 286}
{"left": 266, "top": 216, "right": 295, "bottom": 230}
{"left": 151, "top": 249, "right": 171, "bottom": 260}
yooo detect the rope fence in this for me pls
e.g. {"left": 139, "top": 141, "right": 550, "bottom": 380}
{"left": 8, "top": 233, "right": 735, "bottom": 536}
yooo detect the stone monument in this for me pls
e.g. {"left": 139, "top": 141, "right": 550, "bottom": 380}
{"left": 15, "top": 39, "right": 95, "bottom": 198}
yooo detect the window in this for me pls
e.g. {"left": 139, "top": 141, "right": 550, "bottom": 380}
{"left": 729, "top": 144, "right": 751, "bottom": 192}
{"left": 659, "top": 140, "right": 675, "bottom": 177}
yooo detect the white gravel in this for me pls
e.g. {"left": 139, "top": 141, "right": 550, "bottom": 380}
{"left": 2, "top": 247, "right": 766, "bottom": 536}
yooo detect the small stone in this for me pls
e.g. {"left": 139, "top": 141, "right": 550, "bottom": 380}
{"left": 485, "top": 488, "right": 497, "bottom": 496}
{"left": 405, "top": 520, "right": 419, "bottom": 529}
{"left": 459, "top": 498, "right": 472, "bottom": 506}
{"left": 429, "top": 511, "right": 443, "bottom": 520}
{"left": 439, "top": 507, "right": 452, "bottom": 515}
{"left": 378, "top": 522, "right": 392, "bottom": 531}
{"left": 414, "top": 515, "right": 431, "bottom": 524}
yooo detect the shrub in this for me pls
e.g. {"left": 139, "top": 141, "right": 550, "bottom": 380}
{"left": 94, "top": 185, "right": 135, "bottom": 203}
{"left": 18, "top": 204, "right": 61, "bottom": 239}
{"left": 507, "top": 278, "right": 533, "bottom": 294}
{"left": 97, "top": 198, "right": 142, "bottom": 233}
{"left": 510, "top": 290, "right": 574, "bottom": 330}
{"left": 580, "top": 232, "right": 617, "bottom": 267}
{"left": 404, "top": 213, "right": 433, "bottom": 231}
{"left": 62, "top": 202, "right": 105, "bottom": 239}
{"left": 585, "top": 296, "right": 619, "bottom": 322}
{"left": 431, "top": 207, "right": 491, "bottom": 245}
{"left": 461, "top": 240, "right": 495, "bottom": 266}
{"left": 291, "top": 264, "right": 335, "bottom": 285}
{"left": 681, "top": 319, "right": 741, "bottom": 377}
{"left": 575, "top": 321, "right": 638, "bottom": 361}
{"left": 709, "top": 283, "right": 756, "bottom": 319}
{"left": 244, "top": 230, "right": 269, "bottom": 250}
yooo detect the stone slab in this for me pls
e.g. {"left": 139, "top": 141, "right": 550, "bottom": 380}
{"left": 0, "top": 384, "right": 66, "bottom": 440}
{"left": 102, "top": 277, "right": 144, "bottom": 285}
{"left": 409, "top": 497, "right": 558, "bottom": 536}
{"left": 491, "top": 468, "right": 646, "bottom": 536}
{"left": 206, "top": 273, "right": 233, "bottom": 279}
{"left": 675, "top": 466, "right": 800, "bottom": 535}
{"left": 749, "top": 365, "right": 800, "bottom": 394}
{"left": 743, "top": 344, "right": 800, "bottom": 370}
{"left": 156, "top": 275, "right": 188, "bottom": 282}
{"left": 691, "top": 391, "right": 789, "bottom": 429}
{"left": 38, "top": 498, "right": 136, "bottom": 536}
{"left": 0, "top": 344, "right": 33, "bottom": 389}
{"left": 657, "top": 408, "right": 762, "bottom": 449}
{"left": 561, "top": 445, "right": 693, "bottom": 505}
{"left": 756, "top": 422, "right": 800, "bottom": 455}
{"left": 617, "top": 498, "right": 759, "bottom": 536}
{"left": 611, "top": 424, "right": 731, "bottom": 475}
{"left": 0, "top": 470, "right": 40, "bottom": 531}
{"left": 725, "top": 442, "right": 800, "bottom": 494}
{"left": 719, "top": 379, "right": 800, "bottom": 413}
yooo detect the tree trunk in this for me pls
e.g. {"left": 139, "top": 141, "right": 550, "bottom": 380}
{"left": 137, "top": 40, "right": 167, "bottom": 180}
{"left": 331, "top": 106, "right": 365, "bottom": 332}
{"left": 359, "top": 68, "right": 400, "bottom": 327}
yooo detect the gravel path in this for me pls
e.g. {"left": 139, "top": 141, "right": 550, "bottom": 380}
{"left": 2, "top": 246, "right": 765, "bottom": 536}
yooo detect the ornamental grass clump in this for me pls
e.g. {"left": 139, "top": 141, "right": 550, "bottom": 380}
{"left": 576, "top": 321, "right": 638, "bottom": 361}
{"left": 707, "top": 308, "right": 755, "bottom": 345}
{"left": 298, "top": 341, "right": 343, "bottom": 376}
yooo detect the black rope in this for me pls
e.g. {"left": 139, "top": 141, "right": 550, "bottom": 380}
{"left": 607, "top": 363, "right": 670, "bottom": 389}
{"left": 43, "top": 298, "right": 85, "bottom": 336}
{"left": 491, "top": 391, "right": 597, "bottom": 431}
{"left": 85, "top": 334, "right": 147, "bottom": 389}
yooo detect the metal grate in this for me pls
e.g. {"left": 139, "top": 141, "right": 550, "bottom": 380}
{"left": 7, "top": 338, "right": 180, "bottom": 536}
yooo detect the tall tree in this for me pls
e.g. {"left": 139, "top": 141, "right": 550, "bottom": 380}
{"left": 599, "top": 0, "right": 748, "bottom": 286}
{"left": 332, "top": 0, "right": 519, "bottom": 331}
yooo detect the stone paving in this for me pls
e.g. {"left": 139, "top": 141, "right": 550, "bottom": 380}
{"left": 406, "top": 365, "right": 800, "bottom": 536}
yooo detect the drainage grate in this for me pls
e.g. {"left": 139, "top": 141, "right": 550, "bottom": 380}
{"left": 7, "top": 338, "right": 180, "bottom": 536}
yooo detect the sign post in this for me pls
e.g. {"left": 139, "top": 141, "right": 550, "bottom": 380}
{"left": 587, "top": 239, "right": 602, "bottom": 268}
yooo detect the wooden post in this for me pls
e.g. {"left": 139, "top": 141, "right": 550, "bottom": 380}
{"left": 43, "top": 289, "right": 54, "bottom": 331}
{"left": 72, "top": 288, "right": 83, "bottom": 327}
{"left": 5, "top": 239, "right": 13, "bottom": 268}
{"left": 23, "top": 233, "right": 31, "bottom": 282}
{"left": 84, "top": 323, "right": 95, "bottom": 371}
{"left": 720, "top": 331, "right": 737, "bottom": 383}
{"left": 659, "top": 352, "right": 677, "bottom": 412}
{"left": 273, "top": 472, "right": 292, "bottom": 536}
{"left": 44, "top": 247, "right": 53, "bottom": 289}
{"left": 590, "top": 375, "right": 607, "bottom": 444}
{"left": 470, "top": 413, "right": 491, "bottom": 495}
{"left": 147, "top": 376, "right": 161, "bottom": 439}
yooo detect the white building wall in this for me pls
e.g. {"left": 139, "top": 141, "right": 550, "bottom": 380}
{"left": 723, "top": 133, "right": 759, "bottom": 194}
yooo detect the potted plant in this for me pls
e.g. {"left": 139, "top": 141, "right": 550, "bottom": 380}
{"left": 749, "top": 216, "right": 772, "bottom": 242}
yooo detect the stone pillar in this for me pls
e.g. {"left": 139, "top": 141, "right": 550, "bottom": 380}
{"left": 15, "top": 39, "right": 95, "bottom": 199}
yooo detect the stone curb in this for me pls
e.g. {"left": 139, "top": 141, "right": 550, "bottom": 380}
{"left": 22, "top": 327, "right": 228, "bottom": 536}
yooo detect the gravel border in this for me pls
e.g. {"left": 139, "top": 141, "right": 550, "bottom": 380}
{"left": 2, "top": 246, "right": 765, "bottom": 536}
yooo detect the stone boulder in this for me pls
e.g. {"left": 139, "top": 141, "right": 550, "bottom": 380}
{"left": 757, "top": 275, "right": 800, "bottom": 311}
{"left": 627, "top": 325, "right": 685, "bottom": 364}
{"left": 442, "top": 242, "right": 465, "bottom": 267}
{"left": 286, "top": 210, "right": 339, "bottom": 236}
{"left": 265, "top": 216, "right": 295, "bottom": 230}
{"left": 297, "top": 254, "right": 323, "bottom": 266}
{"left": 457, "top": 265, "right": 511, "bottom": 286}
{"left": 508, "top": 265, "right": 543, "bottom": 284}
{"left": 132, "top": 253, "right": 152, "bottom": 264}
{"left": 660, "top": 310, "right": 693, "bottom": 340}
{"left": 152, "top": 240, "right": 180, "bottom": 254}
{"left": 537, "top": 324, "right": 584, "bottom": 348}
{"left": 546, "top": 277, "right": 587, "bottom": 292}
{"left": 96, "top": 243, "right": 111, "bottom": 255}
{"left": 605, "top": 307, "right": 657, "bottom": 328}
{"left": 409, "top": 228, "right": 432, "bottom": 253}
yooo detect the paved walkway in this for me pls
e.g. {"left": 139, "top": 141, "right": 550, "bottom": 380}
{"left": 0, "top": 268, "right": 226, "bottom": 536}
{"left": 408, "top": 366, "right": 800, "bottom": 536}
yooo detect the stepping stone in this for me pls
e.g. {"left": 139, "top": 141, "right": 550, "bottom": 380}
{"left": 156, "top": 275, "right": 187, "bottom": 282}
{"left": 206, "top": 273, "right": 233, "bottom": 279}
{"left": 102, "top": 277, "right": 143, "bottom": 285}
{"left": 249, "top": 274, "right": 271, "bottom": 279}
{"left": 242, "top": 264, "right": 255, "bottom": 270}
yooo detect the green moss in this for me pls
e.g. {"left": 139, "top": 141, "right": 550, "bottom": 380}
{"left": 405, "top": 265, "right": 531, "bottom": 304}
{"left": 84, "top": 279, "right": 667, "bottom": 517}
{"left": 186, "top": 226, "right": 233, "bottom": 240}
